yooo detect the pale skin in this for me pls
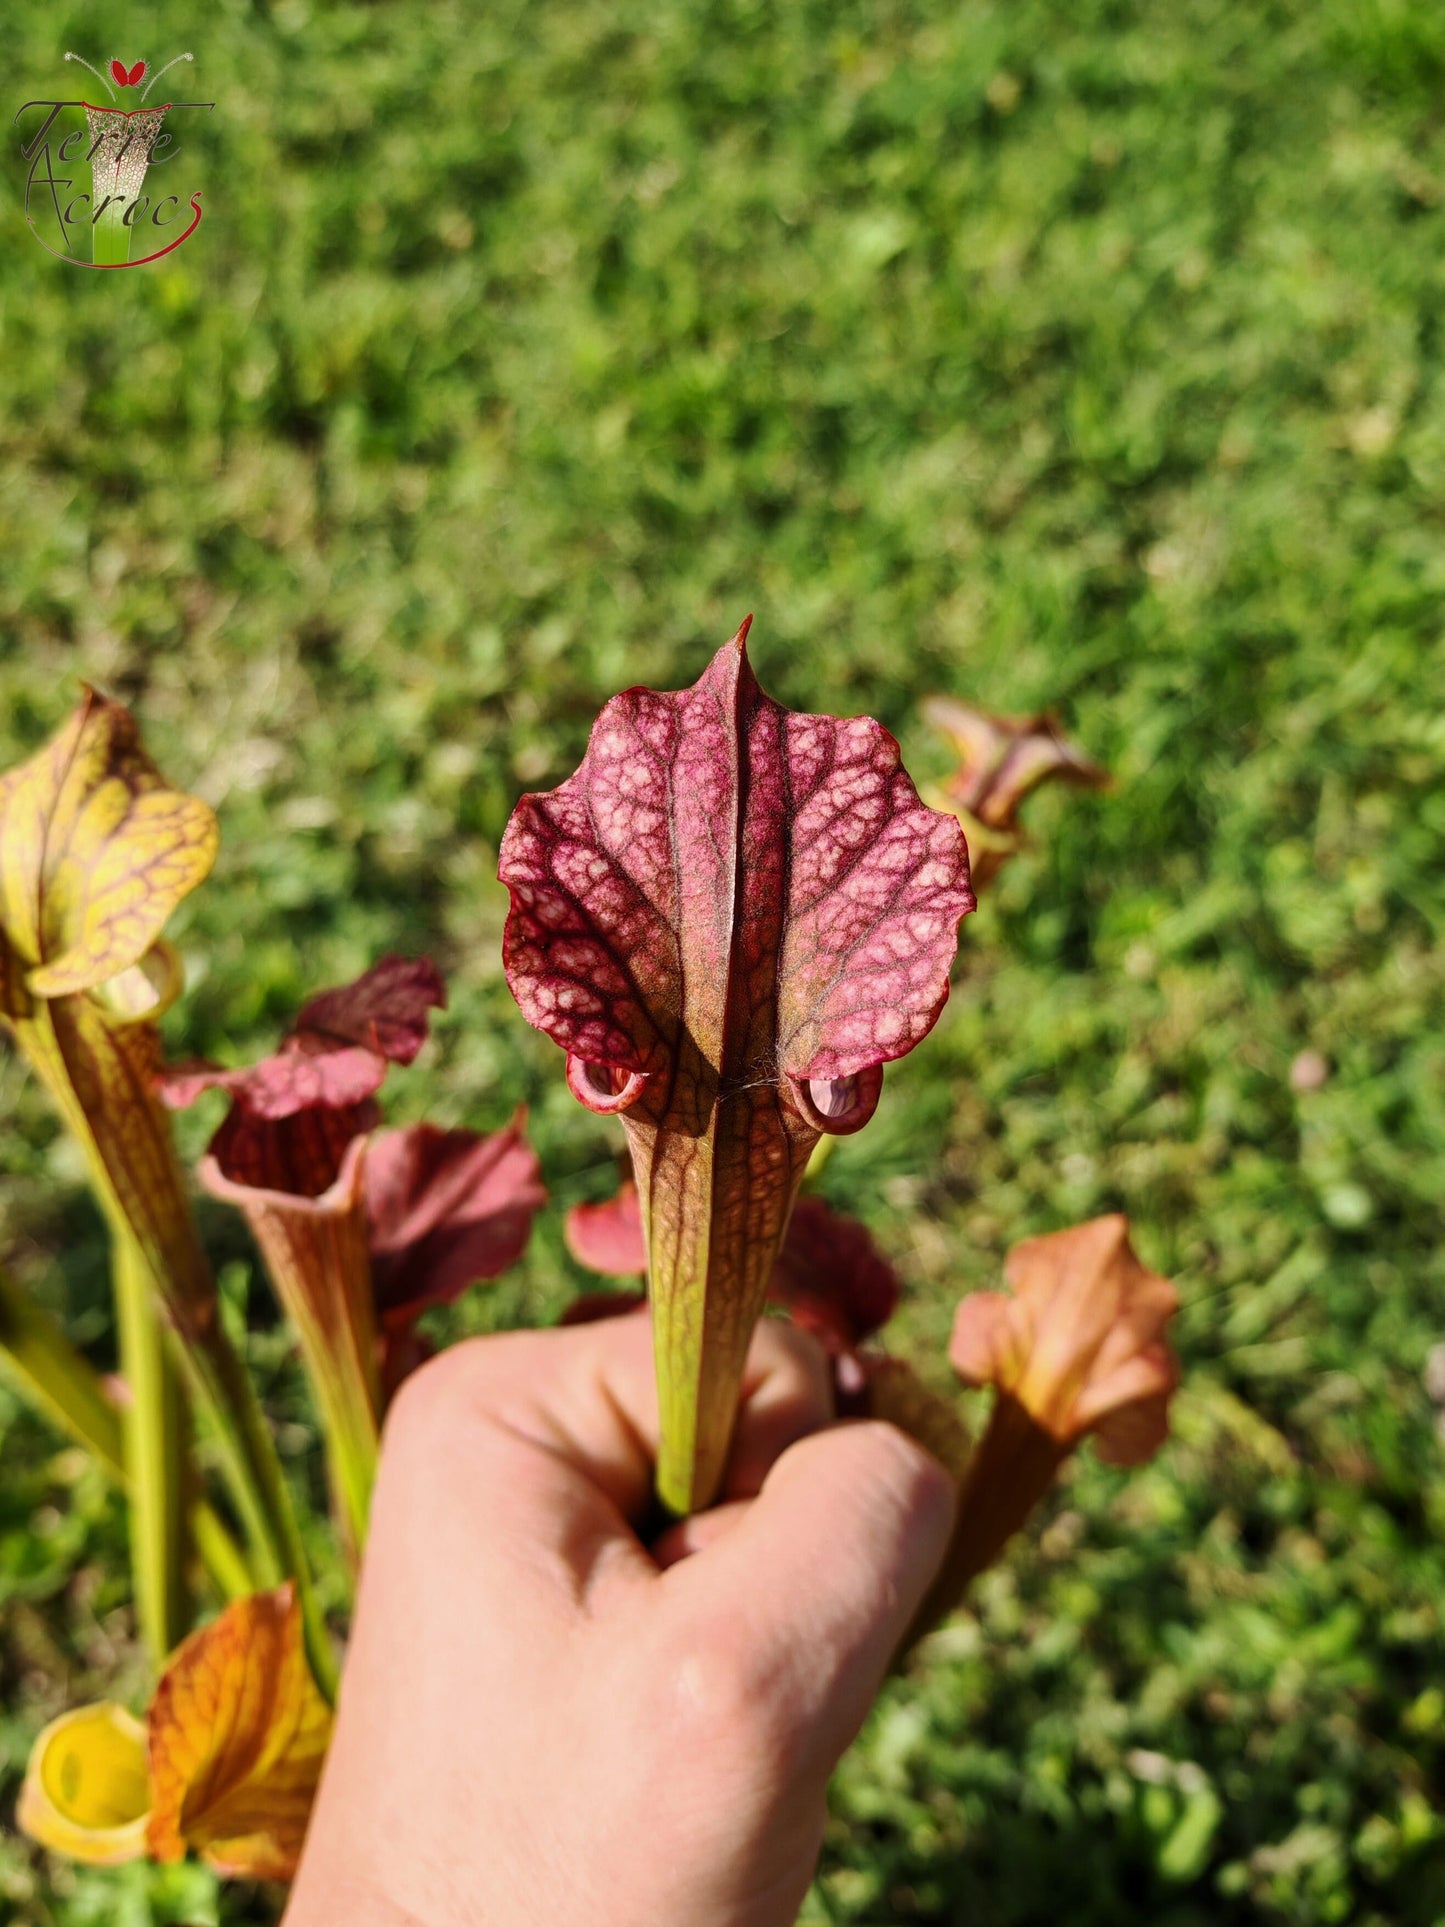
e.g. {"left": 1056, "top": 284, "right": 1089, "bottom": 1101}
{"left": 285, "top": 1309, "right": 956, "bottom": 1927}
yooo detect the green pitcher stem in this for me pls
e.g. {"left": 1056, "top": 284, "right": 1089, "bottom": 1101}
{"left": 203, "top": 1140, "right": 381, "bottom": 1566}
{"left": 92, "top": 200, "right": 130, "bottom": 266}
{"left": 191, "top": 1497, "right": 253, "bottom": 1601}
{"left": 0, "top": 1260, "right": 249, "bottom": 1601}
{"left": 0, "top": 1262, "right": 127, "bottom": 1481}
{"left": 13, "top": 1002, "right": 335, "bottom": 1698}
{"left": 624, "top": 1062, "right": 815, "bottom": 1519}
{"left": 182, "top": 1320, "right": 339, "bottom": 1701}
{"left": 261, "top": 1211, "right": 378, "bottom": 1562}
{"left": 903, "top": 1392, "right": 1068, "bottom": 1652}
{"left": 113, "top": 1235, "right": 188, "bottom": 1661}
{"left": 311, "top": 1347, "right": 379, "bottom": 1564}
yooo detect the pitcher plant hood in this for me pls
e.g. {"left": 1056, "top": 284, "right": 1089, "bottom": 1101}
{"left": 499, "top": 619, "right": 974, "bottom": 1511}
{"left": 0, "top": 689, "right": 220, "bottom": 1332}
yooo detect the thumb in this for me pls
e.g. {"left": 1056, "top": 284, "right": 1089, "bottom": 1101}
{"left": 676, "top": 1419, "right": 956, "bottom": 1772}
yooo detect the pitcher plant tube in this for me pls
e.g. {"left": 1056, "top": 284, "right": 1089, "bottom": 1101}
{"left": 911, "top": 1213, "right": 1180, "bottom": 1640}
{"left": 501, "top": 620, "right": 974, "bottom": 1512}
{"left": 0, "top": 692, "right": 319, "bottom": 1671}
{"left": 163, "top": 956, "right": 444, "bottom": 1555}
{"left": 165, "top": 959, "right": 545, "bottom": 1552}
{"left": 565, "top": 1175, "right": 900, "bottom": 1394}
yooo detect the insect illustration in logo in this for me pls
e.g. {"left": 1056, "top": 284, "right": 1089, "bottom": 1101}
{"left": 57, "top": 50, "right": 198, "bottom": 267}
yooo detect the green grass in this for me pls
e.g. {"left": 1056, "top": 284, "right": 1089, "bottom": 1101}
{"left": 3, "top": 0, "right": 1444, "bottom": 1919}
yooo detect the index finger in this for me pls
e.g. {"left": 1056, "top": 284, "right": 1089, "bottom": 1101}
{"left": 375, "top": 1307, "right": 835, "bottom": 1625}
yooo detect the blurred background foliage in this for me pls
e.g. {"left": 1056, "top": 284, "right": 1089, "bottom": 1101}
{"left": 2, "top": 0, "right": 1444, "bottom": 1920}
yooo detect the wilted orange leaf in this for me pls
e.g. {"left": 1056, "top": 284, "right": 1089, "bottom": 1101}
{"left": 0, "top": 689, "right": 217, "bottom": 1003}
{"left": 146, "top": 1584, "right": 332, "bottom": 1881}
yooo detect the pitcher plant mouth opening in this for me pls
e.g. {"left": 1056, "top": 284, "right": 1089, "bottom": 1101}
{"left": 20, "top": 1585, "right": 332, "bottom": 1883}
{"left": 500, "top": 618, "right": 974, "bottom": 1514}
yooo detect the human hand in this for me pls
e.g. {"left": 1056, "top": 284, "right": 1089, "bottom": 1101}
{"left": 284, "top": 1308, "right": 955, "bottom": 1927}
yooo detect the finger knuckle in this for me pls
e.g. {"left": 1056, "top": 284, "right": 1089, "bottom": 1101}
{"left": 853, "top": 1417, "right": 954, "bottom": 1508}
{"left": 651, "top": 1619, "right": 788, "bottom": 1764}
{"left": 382, "top": 1330, "right": 537, "bottom": 1457}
